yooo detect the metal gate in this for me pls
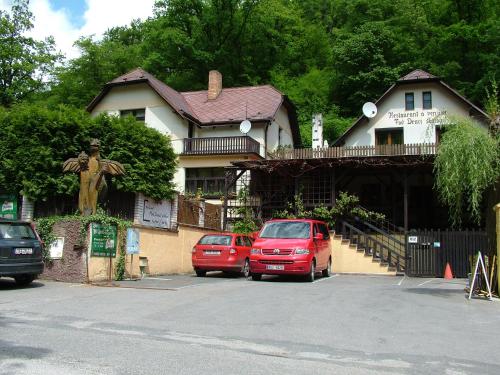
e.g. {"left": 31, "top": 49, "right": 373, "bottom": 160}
{"left": 406, "top": 229, "right": 490, "bottom": 277}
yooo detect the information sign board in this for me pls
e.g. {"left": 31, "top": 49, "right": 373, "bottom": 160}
{"left": 0, "top": 194, "right": 17, "bottom": 219}
{"left": 126, "top": 228, "right": 140, "bottom": 255}
{"left": 90, "top": 223, "right": 117, "bottom": 257}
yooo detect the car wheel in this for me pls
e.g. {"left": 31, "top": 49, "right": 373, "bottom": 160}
{"left": 14, "top": 275, "right": 35, "bottom": 286}
{"left": 251, "top": 273, "right": 262, "bottom": 281}
{"left": 242, "top": 259, "right": 251, "bottom": 278}
{"left": 322, "top": 258, "right": 332, "bottom": 277}
{"left": 195, "top": 270, "right": 206, "bottom": 277}
{"left": 306, "top": 260, "right": 315, "bottom": 282}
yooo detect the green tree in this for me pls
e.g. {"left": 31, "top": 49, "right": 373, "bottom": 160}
{"left": 434, "top": 117, "right": 500, "bottom": 227}
{"left": 45, "top": 0, "right": 500, "bottom": 143}
{"left": 49, "top": 22, "right": 145, "bottom": 108}
{"left": 0, "top": 0, "right": 61, "bottom": 106}
{"left": 0, "top": 104, "right": 177, "bottom": 202}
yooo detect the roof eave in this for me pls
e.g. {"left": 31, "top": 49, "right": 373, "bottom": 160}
{"left": 86, "top": 79, "right": 201, "bottom": 124}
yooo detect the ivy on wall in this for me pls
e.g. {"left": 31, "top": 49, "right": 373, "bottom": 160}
{"left": 35, "top": 210, "right": 132, "bottom": 280}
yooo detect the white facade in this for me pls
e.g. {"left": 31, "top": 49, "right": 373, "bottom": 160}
{"left": 343, "top": 82, "right": 487, "bottom": 147}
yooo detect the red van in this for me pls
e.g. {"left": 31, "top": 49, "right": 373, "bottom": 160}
{"left": 192, "top": 233, "right": 253, "bottom": 277}
{"left": 249, "top": 219, "right": 331, "bottom": 282}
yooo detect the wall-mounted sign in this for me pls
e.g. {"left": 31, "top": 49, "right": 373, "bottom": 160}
{"left": 433, "top": 242, "right": 441, "bottom": 248}
{"left": 126, "top": 228, "right": 140, "bottom": 255}
{"left": 90, "top": 223, "right": 117, "bottom": 257}
{"left": 408, "top": 236, "right": 418, "bottom": 244}
{"left": 387, "top": 109, "right": 448, "bottom": 126}
{"left": 49, "top": 237, "right": 65, "bottom": 259}
{"left": 0, "top": 194, "right": 17, "bottom": 219}
{"left": 141, "top": 198, "right": 172, "bottom": 229}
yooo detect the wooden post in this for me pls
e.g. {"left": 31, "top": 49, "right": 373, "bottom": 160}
{"left": 222, "top": 174, "right": 229, "bottom": 231}
{"left": 331, "top": 170, "right": 336, "bottom": 207}
{"left": 495, "top": 203, "right": 500, "bottom": 295}
{"left": 403, "top": 171, "right": 409, "bottom": 232}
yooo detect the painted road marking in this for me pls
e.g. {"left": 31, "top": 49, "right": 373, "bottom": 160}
{"left": 396, "top": 275, "right": 406, "bottom": 286}
{"left": 313, "top": 274, "right": 339, "bottom": 283}
{"left": 144, "top": 277, "right": 173, "bottom": 281}
{"left": 417, "top": 279, "right": 435, "bottom": 287}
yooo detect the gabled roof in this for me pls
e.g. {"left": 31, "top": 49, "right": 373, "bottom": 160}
{"left": 333, "top": 69, "right": 490, "bottom": 146}
{"left": 87, "top": 68, "right": 301, "bottom": 146}
{"left": 87, "top": 68, "right": 197, "bottom": 121}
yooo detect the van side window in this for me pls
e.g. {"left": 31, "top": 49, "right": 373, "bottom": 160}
{"left": 235, "top": 237, "right": 244, "bottom": 246}
{"left": 243, "top": 237, "right": 252, "bottom": 246}
{"left": 318, "top": 224, "right": 330, "bottom": 239}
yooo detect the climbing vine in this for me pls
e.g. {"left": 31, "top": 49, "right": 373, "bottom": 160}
{"left": 34, "top": 209, "right": 131, "bottom": 280}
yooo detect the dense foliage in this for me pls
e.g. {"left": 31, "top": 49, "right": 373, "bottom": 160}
{"left": 273, "top": 192, "right": 385, "bottom": 228}
{"left": 434, "top": 117, "right": 500, "bottom": 227}
{"left": 0, "top": 0, "right": 61, "bottom": 106}
{"left": 0, "top": 104, "right": 177, "bottom": 201}
{"left": 40, "top": 0, "right": 500, "bottom": 145}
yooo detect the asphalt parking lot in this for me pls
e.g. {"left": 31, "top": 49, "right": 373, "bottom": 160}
{"left": 1, "top": 273, "right": 500, "bottom": 374}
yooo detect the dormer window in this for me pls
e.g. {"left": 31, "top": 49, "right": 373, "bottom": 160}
{"left": 405, "top": 93, "right": 414, "bottom": 111}
{"left": 120, "top": 108, "right": 145, "bottom": 122}
{"left": 423, "top": 91, "right": 432, "bottom": 109}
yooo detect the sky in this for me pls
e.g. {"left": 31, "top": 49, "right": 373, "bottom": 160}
{"left": 0, "top": 0, "right": 156, "bottom": 60}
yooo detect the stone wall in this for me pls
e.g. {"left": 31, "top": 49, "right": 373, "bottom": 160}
{"left": 41, "top": 220, "right": 87, "bottom": 283}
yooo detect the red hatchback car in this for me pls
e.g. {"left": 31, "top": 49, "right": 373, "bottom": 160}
{"left": 192, "top": 233, "right": 254, "bottom": 277}
{"left": 249, "top": 219, "right": 331, "bottom": 282}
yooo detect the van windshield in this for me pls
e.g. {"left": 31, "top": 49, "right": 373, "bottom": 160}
{"left": 259, "top": 222, "right": 310, "bottom": 239}
{"left": 198, "top": 235, "right": 232, "bottom": 246}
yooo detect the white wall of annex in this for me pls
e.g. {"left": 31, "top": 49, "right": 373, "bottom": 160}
{"left": 343, "top": 82, "right": 482, "bottom": 146}
{"left": 268, "top": 105, "right": 294, "bottom": 151}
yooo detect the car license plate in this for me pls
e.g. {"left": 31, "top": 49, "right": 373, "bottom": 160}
{"left": 14, "top": 248, "right": 33, "bottom": 255}
{"left": 204, "top": 250, "right": 220, "bottom": 255}
{"left": 266, "top": 264, "right": 284, "bottom": 270}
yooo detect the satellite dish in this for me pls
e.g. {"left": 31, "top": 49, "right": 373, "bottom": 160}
{"left": 240, "top": 120, "right": 252, "bottom": 134}
{"left": 362, "top": 102, "right": 377, "bottom": 118}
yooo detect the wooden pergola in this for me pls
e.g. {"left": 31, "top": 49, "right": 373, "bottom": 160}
{"left": 223, "top": 143, "right": 438, "bottom": 230}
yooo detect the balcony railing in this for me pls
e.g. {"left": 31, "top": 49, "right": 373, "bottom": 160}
{"left": 269, "top": 143, "right": 437, "bottom": 160}
{"left": 182, "top": 136, "right": 261, "bottom": 156}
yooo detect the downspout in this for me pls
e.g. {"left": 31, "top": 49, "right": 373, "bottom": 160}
{"left": 264, "top": 121, "right": 271, "bottom": 157}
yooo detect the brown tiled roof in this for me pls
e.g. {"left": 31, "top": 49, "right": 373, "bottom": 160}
{"left": 398, "top": 69, "right": 437, "bottom": 82}
{"left": 181, "top": 85, "right": 283, "bottom": 124}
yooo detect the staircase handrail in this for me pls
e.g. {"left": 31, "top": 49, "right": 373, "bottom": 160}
{"left": 357, "top": 205, "right": 406, "bottom": 234}
{"left": 341, "top": 221, "right": 404, "bottom": 271}
{"left": 351, "top": 217, "right": 406, "bottom": 248}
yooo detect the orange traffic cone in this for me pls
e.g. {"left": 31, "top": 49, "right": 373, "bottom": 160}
{"left": 444, "top": 262, "right": 454, "bottom": 279}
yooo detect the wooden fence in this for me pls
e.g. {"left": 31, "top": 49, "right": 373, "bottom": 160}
{"left": 270, "top": 143, "right": 437, "bottom": 160}
{"left": 406, "top": 229, "right": 490, "bottom": 277}
{"left": 177, "top": 195, "right": 222, "bottom": 230}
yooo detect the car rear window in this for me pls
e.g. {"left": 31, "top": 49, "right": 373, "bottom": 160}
{"left": 259, "top": 222, "right": 311, "bottom": 239}
{"left": 0, "top": 223, "right": 36, "bottom": 240}
{"left": 198, "top": 235, "right": 232, "bottom": 246}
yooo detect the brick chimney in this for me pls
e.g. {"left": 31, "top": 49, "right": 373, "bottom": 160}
{"left": 207, "top": 70, "right": 222, "bottom": 100}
